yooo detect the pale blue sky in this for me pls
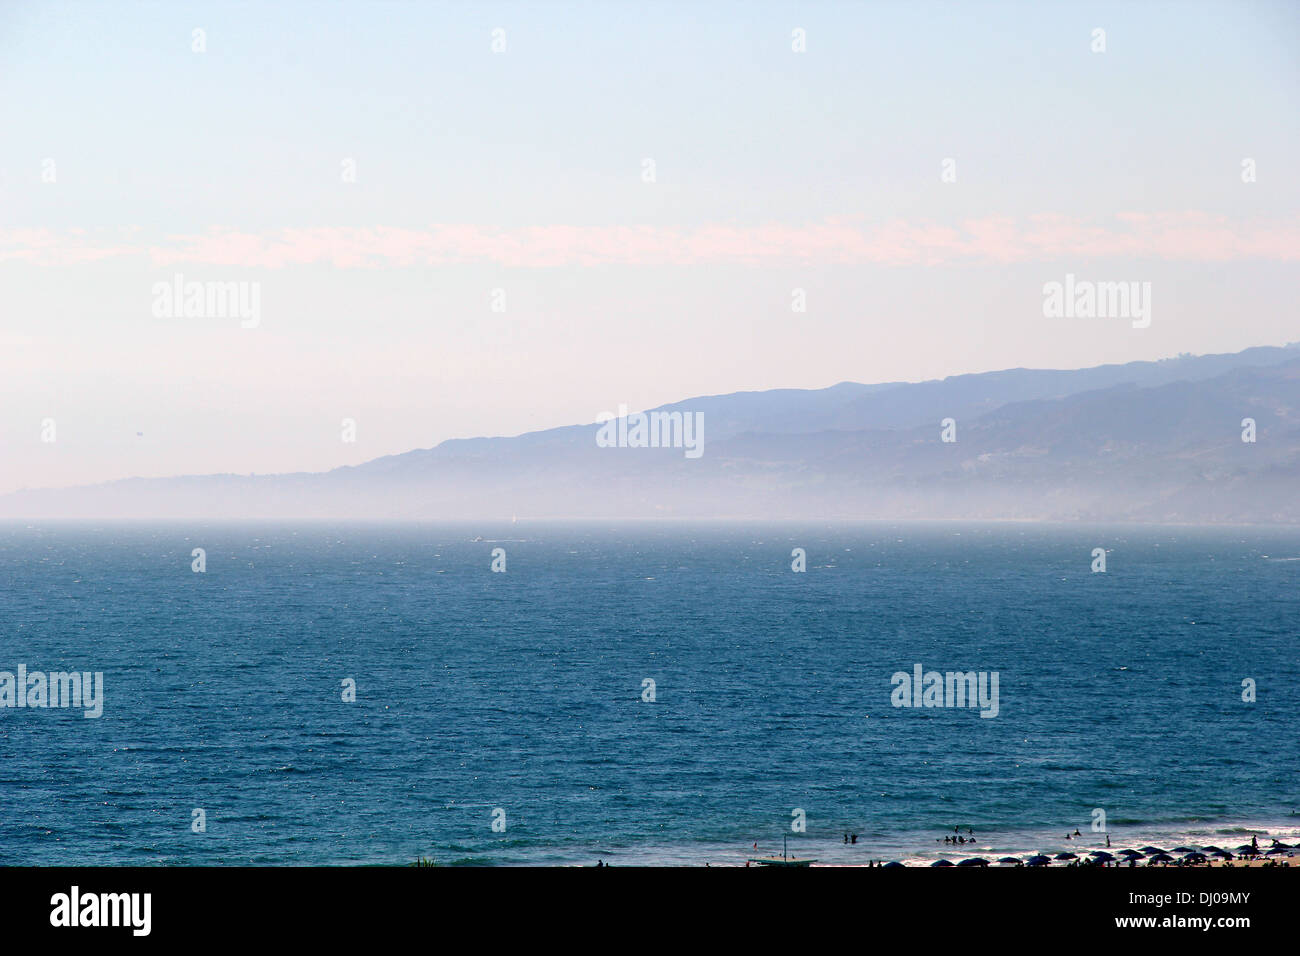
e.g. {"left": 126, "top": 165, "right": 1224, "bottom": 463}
{"left": 1, "top": 0, "right": 1297, "bottom": 492}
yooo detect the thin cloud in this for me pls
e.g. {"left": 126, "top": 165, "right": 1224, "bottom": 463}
{"left": 2, "top": 214, "right": 1297, "bottom": 268}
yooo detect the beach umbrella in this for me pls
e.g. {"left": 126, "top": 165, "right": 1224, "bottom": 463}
{"left": 1211, "top": 850, "right": 1233, "bottom": 859}
{"left": 1090, "top": 850, "right": 1115, "bottom": 860}
{"left": 883, "top": 861, "right": 906, "bottom": 868}
{"left": 1183, "top": 852, "right": 1208, "bottom": 864}
{"left": 1148, "top": 853, "right": 1175, "bottom": 864}
{"left": 1120, "top": 849, "right": 1146, "bottom": 859}
{"left": 1265, "top": 847, "right": 1289, "bottom": 856}
{"left": 957, "top": 857, "right": 989, "bottom": 867}
{"left": 1055, "top": 851, "right": 1077, "bottom": 860}
{"left": 1200, "top": 845, "right": 1224, "bottom": 854}
{"left": 1172, "top": 846, "right": 1198, "bottom": 854}
{"left": 1025, "top": 855, "right": 1052, "bottom": 867}
{"left": 996, "top": 857, "right": 1021, "bottom": 865}
{"left": 1271, "top": 841, "right": 1293, "bottom": 849}
{"left": 1236, "top": 844, "right": 1259, "bottom": 855}
{"left": 931, "top": 859, "right": 954, "bottom": 867}
{"left": 1139, "top": 846, "right": 1165, "bottom": 854}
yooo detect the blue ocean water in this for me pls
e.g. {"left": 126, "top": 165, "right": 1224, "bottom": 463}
{"left": 0, "top": 521, "right": 1296, "bottom": 866}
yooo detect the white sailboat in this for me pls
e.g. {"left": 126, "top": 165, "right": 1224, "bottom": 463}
{"left": 748, "top": 835, "right": 815, "bottom": 867}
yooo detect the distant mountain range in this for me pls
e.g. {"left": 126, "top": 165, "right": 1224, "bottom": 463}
{"left": 6, "top": 344, "right": 1300, "bottom": 522}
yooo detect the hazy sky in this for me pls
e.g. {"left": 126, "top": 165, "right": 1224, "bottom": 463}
{"left": 2, "top": 0, "right": 1298, "bottom": 494}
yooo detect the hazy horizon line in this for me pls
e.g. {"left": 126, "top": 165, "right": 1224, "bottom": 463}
{"left": 7, "top": 339, "right": 1296, "bottom": 497}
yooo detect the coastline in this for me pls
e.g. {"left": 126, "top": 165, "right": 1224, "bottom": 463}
{"left": 478, "top": 820, "right": 1300, "bottom": 869}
